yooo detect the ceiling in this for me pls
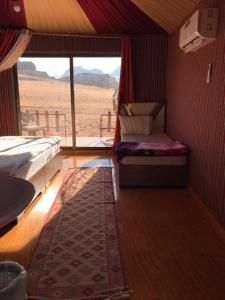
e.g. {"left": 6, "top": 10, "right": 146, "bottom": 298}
{"left": 24, "top": 0, "right": 96, "bottom": 35}
{"left": 132, "top": 0, "right": 200, "bottom": 33}
{"left": 2, "top": 0, "right": 201, "bottom": 35}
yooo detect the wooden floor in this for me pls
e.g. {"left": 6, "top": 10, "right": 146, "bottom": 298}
{"left": 0, "top": 154, "right": 225, "bottom": 300}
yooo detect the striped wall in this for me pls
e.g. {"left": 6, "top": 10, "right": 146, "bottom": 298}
{"left": 0, "top": 69, "right": 18, "bottom": 135}
{"left": 133, "top": 35, "right": 167, "bottom": 102}
{"left": 166, "top": 0, "right": 225, "bottom": 226}
{"left": 26, "top": 34, "right": 121, "bottom": 57}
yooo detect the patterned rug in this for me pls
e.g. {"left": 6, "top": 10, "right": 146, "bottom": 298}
{"left": 28, "top": 167, "right": 128, "bottom": 300}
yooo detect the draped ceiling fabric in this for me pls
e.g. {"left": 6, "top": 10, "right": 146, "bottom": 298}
{"left": 23, "top": 0, "right": 96, "bottom": 35}
{"left": 77, "top": 0, "right": 165, "bottom": 34}
{"left": 9, "top": 0, "right": 200, "bottom": 35}
{"left": 0, "top": 29, "right": 32, "bottom": 72}
{"left": 113, "top": 36, "right": 134, "bottom": 149}
{"left": 21, "top": 0, "right": 167, "bottom": 35}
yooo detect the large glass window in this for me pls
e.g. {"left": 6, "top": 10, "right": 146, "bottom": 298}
{"left": 17, "top": 56, "right": 121, "bottom": 148}
{"left": 17, "top": 57, "right": 72, "bottom": 146}
{"left": 73, "top": 57, "right": 121, "bottom": 147}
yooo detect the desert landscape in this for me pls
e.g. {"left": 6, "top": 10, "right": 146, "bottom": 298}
{"left": 19, "top": 78, "right": 117, "bottom": 144}
{"left": 17, "top": 59, "right": 119, "bottom": 146}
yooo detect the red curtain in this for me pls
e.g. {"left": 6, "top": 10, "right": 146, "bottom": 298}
{"left": 113, "top": 36, "right": 134, "bottom": 150}
{"left": 0, "top": 28, "right": 31, "bottom": 72}
{"left": 0, "top": 29, "right": 18, "bottom": 63}
{"left": 0, "top": 0, "right": 29, "bottom": 70}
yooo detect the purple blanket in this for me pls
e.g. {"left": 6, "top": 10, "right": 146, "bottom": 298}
{"left": 115, "top": 141, "right": 189, "bottom": 161}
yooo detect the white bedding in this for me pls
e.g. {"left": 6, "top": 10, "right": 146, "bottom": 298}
{"left": 0, "top": 136, "right": 61, "bottom": 176}
{"left": 120, "top": 133, "right": 187, "bottom": 166}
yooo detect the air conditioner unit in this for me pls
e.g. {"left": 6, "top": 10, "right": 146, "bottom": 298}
{"left": 179, "top": 8, "right": 218, "bottom": 54}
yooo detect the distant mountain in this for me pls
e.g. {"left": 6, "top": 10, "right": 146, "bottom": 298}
{"left": 17, "top": 61, "right": 53, "bottom": 80}
{"left": 60, "top": 65, "right": 121, "bottom": 82}
{"left": 111, "top": 67, "right": 121, "bottom": 82}
{"left": 17, "top": 61, "right": 120, "bottom": 87}
{"left": 60, "top": 66, "right": 103, "bottom": 79}
{"left": 61, "top": 73, "right": 118, "bottom": 89}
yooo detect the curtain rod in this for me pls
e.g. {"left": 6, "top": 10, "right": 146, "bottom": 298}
{"left": 33, "top": 32, "right": 136, "bottom": 39}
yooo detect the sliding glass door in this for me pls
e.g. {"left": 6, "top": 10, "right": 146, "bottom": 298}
{"left": 73, "top": 57, "right": 121, "bottom": 147}
{"left": 17, "top": 57, "right": 73, "bottom": 146}
{"left": 17, "top": 56, "right": 121, "bottom": 149}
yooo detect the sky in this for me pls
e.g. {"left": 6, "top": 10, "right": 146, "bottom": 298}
{"left": 19, "top": 57, "right": 121, "bottom": 78}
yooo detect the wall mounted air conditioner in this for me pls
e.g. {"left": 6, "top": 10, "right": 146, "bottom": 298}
{"left": 179, "top": 8, "right": 218, "bottom": 54}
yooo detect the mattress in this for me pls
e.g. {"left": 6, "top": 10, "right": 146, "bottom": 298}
{"left": 120, "top": 133, "right": 187, "bottom": 166}
{"left": 16, "top": 143, "right": 60, "bottom": 180}
{"left": 0, "top": 136, "right": 61, "bottom": 176}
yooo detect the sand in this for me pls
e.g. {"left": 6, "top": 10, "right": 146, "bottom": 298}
{"left": 19, "top": 79, "right": 117, "bottom": 138}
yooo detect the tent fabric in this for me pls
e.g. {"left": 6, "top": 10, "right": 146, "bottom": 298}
{"left": 0, "top": 70, "right": 18, "bottom": 135}
{"left": 0, "top": 0, "right": 27, "bottom": 28}
{"left": 23, "top": 0, "right": 96, "bottom": 35}
{"left": 0, "top": 0, "right": 31, "bottom": 72}
{"left": 113, "top": 36, "right": 135, "bottom": 150}
{"left": 0, "top": 1, "right": 28, "bottom": 72}
{"left": 0, "top": 29, "right": 18, "bottom": 64}
{"left": 0, "top": 0, "right": 167, "bottom": 35}
{"left": 0, "top": 0, "right": 200, "bottom": 35}
{"left": 0, "top": 29, "right": 32, "bottom": 72}
{"left": 77, "top": 0, "right": 166, "bottom": 34}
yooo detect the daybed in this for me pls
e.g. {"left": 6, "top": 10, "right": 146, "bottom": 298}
{"left": 116, "top": 103, "right": 189, "bottom": 187}
{"left": 0, "top": 136, "right": 62, "bottom": 199}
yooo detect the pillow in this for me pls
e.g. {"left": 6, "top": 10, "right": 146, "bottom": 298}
{"left": 119, "top": 115, "right": 152, "bottom": 135}
{"left": 125, "top": 103, "right": 156, "bottom": 115}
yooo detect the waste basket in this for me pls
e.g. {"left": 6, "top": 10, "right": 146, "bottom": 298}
{"left": 0, "top": 261, "right": 27, "bottom": 300}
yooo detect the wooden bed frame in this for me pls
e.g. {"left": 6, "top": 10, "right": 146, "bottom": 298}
{"left": 16, "top": 153, "right": 61, "bottom": 223}
{"left": 118, "top": 102, "right": 189, "bottom": 187}
{"left": 119, "top": 162, "right": 189, "bottom": 187}
{"left": 27, "top": 153, "right": 61, "bottom": 199}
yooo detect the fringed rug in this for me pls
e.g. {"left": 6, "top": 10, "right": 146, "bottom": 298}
{"left": 28, "top": 167, "right": 128, "bottom": 300}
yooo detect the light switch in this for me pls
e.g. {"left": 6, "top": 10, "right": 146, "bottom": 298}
{"left": 206, "top": 63, "right": 212, "bottom": 84}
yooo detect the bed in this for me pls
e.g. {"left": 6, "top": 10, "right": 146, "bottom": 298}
{"left": 0, "top": 136, "right": 62, "bottom": 199}
{"left": 117, "top": 103, "right": 189, "bottom": 187}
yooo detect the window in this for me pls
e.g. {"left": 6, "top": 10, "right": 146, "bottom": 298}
{"left": 17, "top": 56, "right": 121, "bottom": 148}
